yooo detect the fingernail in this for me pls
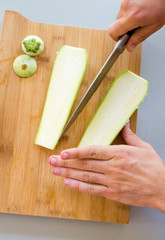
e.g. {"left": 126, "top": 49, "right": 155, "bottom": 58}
{"left": 62, "top": 152, "right": 69, "bottom": 159}
{"left": 50, "top": 157, "right": 56, "bottom": 165}
{"left": 64, "top": 178, "right": 71, "bottom": 185}
{"left": 53, "top": 167, "right": 60, "bottom": 174}
{"left": 128, "top": 44, "right": 136, "bottom": 52}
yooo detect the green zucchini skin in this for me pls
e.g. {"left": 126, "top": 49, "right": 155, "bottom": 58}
{"left": 79, "top": 70, "right": 149, "bottom": 147}
{"left": 35, "top": 45, "right": 88, "bottom": 150}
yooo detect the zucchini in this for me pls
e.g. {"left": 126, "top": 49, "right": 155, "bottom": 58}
{"left": 13, "top": 55, "right": 37, "bottom": 78}
{"left": 35, "top": 45, "right": 88, "bottom": 149}
{"left": 79, "top": 70, "right": 149, "bottom": 146}
{"left": 22, "top": 35, "right": 44, "bottom": 56}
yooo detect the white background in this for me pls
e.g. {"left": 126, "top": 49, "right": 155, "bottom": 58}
{"left": 0, "top": 0, "right": 165, "bottom": 239}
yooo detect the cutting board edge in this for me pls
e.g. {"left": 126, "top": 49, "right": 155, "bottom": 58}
{"left": 0, "top": 209, "right": 130, "bottom": 224}
{"left": 1, "top": 10, "right": 110, "bottom": 37}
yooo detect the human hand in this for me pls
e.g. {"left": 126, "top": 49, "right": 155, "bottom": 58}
{"left": 49, "top": 122, "right": 165, "bottom": 212}
{"left": 108, "top": 0, "right": 165, "bottom": 51}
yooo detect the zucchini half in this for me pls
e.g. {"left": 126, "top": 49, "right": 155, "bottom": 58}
{"left": 79, "top": 70, "right": 149, "bottom": 146}
{"left": 35, "top": 45, "right": 88, "bottom": 150}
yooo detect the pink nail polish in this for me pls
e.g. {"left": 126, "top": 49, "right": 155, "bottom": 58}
{"left": 54, "top": 167, "right": 60, "bottom": 174}
{"left": 51, "top": 157, "right": 56, "bottom": 165}
{"left": 64, "top": 179, "right": 71, "bottom": 185}
{"left": 62, "top": 152, "right": 69, "bottom": 159}
{"left": 129, "top": 44, "right": 136, "bottom": 52}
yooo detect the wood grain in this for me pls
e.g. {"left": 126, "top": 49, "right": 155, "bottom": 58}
{"left": 0, "top": 10, "right": 141, "bottom": 223}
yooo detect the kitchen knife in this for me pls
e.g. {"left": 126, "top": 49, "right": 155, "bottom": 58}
{"left": 59, "top": 30, "right": 134, "bottom": 139}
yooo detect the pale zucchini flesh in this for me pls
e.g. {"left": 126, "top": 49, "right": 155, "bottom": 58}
{"left": 79, "top": 70, "right": 149, "bottom": 146}
{"left": 35, "top": 45, "right": 88, "bottom": 149}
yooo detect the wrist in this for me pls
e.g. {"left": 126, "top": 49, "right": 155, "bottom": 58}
{"left": 152, "top": 163, "right": 165, "bottom": 212}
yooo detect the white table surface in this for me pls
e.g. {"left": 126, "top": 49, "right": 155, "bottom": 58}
{"left": 0, "top": 0, "right": 165, "bottom": 239}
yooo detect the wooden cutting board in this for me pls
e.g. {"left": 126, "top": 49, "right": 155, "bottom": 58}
{"left": 0, "top": 10, "right": 141, "bottom": 223}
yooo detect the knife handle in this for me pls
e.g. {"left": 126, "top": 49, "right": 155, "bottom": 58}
{"left": 115, "top": 29, "right": 135, "bottom": 52}
{"left": 126, "top": 29, "right": 135, "bottom": 38}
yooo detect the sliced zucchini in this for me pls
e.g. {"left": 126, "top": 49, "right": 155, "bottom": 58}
{"left": 13, "top": 54, "right": 37, "bottom": 78}
{"left": 22, "top": 35, "right": 44, "bottom": 56}
{"left": 35, "top": 45, "right": 88, "bottom": 149}
{"left": 79, "top": 70, "right": 149, "bottom": 146}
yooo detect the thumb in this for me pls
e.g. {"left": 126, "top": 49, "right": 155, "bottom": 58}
{"left": 122, "top": 121, "right": 145, "bottom": 148}
{"left": 127, "top": 23, "right": 163, "bottom": 52}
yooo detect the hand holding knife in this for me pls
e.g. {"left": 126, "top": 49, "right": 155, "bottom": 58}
{"left": 59, "top": 30, "right": 134, "bottom": 140}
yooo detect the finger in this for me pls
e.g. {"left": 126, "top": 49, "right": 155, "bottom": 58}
{"left": 49, "top": 155, "right": 107, "bottom": 173}
{"left": 126, "top": 23, "right": 164, "bottom": 51}
{"left": 63, "top": 178, "right": 108, "bottom": 197}
{"left": 108, "top": 16, "right": 139, "bottom": 41}
{"left": 60, "top": 145, "right": 124, "bottom": 160}
{"left": 52, "top": 167, "right": 106, "bottom": 185}
{"left": 122, "top": 122, "right": 145, "bottom": 148}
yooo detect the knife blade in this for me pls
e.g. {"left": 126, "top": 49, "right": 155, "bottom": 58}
{"left": 59, "top": 32, "right": 133, "bottom": 139}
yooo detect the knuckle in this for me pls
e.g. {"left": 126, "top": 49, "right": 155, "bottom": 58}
{"left": 122, "top": 150, "right": 130, "bottom": 160}
{"left": 108, "top": 25, "right": 117, "bottom": 40}
{"left": 121, "top": 0, "right": 128, "bottom": 9}
{"left": 64, "top": 168, "right": 70, "bottom": 178}
{"left": 87, "top": 185, "right": 106, "bottom": 196}
{"left": 76, "top": 148, "right": 81, "bottom": 159}
{"left": 82, "top": 172, "right": 90, "bottom": 183}
{"left": 81, "top": 160, "right": 90, "bottom": 170}
{"left": 88, "top": 185, "right": 95, "bottom": 194}
{"left": 114, "top": 153, "right": 121, "bottom": 161}
{"left": 115, "top": 161, "right": 126, "bottom": 172}
{"left": 62, "top": 160, "right": 68, "bottom": 167}
{"left": 91, "top": 174, "right": 100, "bottom": 184}
{"left": 114, "top": 151, "right": 125, "bottom": 160}
{"left": 89, "top": 146, "right": 98, "bottom": 159}
{"left": 134, "top": 33, "right": 146, "bottom": 43}
{"left": 128, "top": 5, "right": 142, "bottom": 20}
